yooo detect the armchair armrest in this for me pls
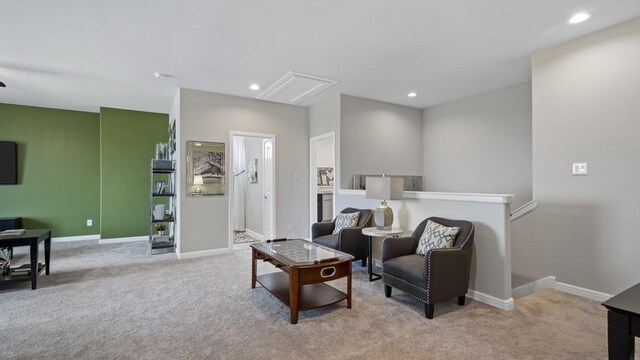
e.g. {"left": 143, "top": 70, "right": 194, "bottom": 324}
{"left": 312, "top": 221, "right": 334, "bottom": 239}
{"left": 382, "top": 236, "right": 418, "bottom": 262}
{"left": 424, "top": 248, "right": 469, "bottom": 303}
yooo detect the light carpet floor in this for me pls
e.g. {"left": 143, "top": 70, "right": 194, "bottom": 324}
{"left": 1, "top": 241, "right": 636, "bottom": 359}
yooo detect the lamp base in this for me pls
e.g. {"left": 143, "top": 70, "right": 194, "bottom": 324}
{"left": 374, "top": 201, "right": 393, "bottom": 230}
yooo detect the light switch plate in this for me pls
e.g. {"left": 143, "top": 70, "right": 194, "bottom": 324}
{"left": 572, "top": 162, "right": 587, "bottom": 175}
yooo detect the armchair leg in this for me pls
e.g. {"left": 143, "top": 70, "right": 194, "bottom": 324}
{"left": 424, "top": 304, "right": 434, "bottom": 319}
{"left": 384, "top": 285, "right": 392, "bottom": 298}
{"left": 360, "top": 257, "right": 367, "bottom": 267}
{"left": 458, "top": 296, "right": 465, "bottom": 306}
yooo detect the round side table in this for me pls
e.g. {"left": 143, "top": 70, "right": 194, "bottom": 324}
{"left": 362, "top": 227, "right": 404, "bottom": 281}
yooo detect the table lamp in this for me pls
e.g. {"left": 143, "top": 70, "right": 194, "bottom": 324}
{"left": 366, "top": 175, "right": 404, "bottom": 230}
{"left": 193, "top": 175, "right": 204, "bottom": 194}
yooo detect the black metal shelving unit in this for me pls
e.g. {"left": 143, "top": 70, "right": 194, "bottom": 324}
{"left": 149, "top": 159, "right": 176, "bottom": 254}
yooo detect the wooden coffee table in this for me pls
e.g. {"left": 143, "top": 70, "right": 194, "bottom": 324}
{"left": 251, "top": 239, "right": 353, "bottom": 324}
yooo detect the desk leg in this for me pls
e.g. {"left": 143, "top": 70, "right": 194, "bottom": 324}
{"left": 289, "top": 268, "right": 300, "bottom": 324}
{"left": 368, "top": 235, "right": 381, "bottom": 282}
{"left": 30, "top": 241, "right": 38, "bottom": 290}
{"left": 607, "top": 310, "right": 634, "bottom": 360}
{"left": 251, "top": 248, "right": 257, "bottom": 289}
{"left": 347, "top": 261, "right": 352, "bottom": 309}
{"left": 44, "top": 232, "right": 51, "bottom": 275}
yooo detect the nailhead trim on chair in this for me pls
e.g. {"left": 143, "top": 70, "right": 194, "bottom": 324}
{"left": 382, "top": 273, "right": 429, "bottom": 303}
{"left": 383, "top": 223, "right": 475, "bottom": 306}
{"left": 425, "top": 223, "right": 474, "bottom": 304}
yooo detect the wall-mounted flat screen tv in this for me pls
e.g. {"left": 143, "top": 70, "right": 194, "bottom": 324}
{"left": 0, "top": 141, "right": 17, "bottom": 184}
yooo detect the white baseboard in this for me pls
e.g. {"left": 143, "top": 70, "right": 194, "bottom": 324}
{"left": 512, "top": 276, "right": 556, "bottom": 299}
{"left": 555, "top": 281, "right": 611, "bottom": 302}
{"left": 52, "top": 234, "right": 100, "bottom": 242}
{"left": 466, "top": 289, "right": 514, "bottom": 310}
{"left": 177, "top": 247, "right": 233, "bottom": 259}
{"left": 99, "top": 236, "right": 147, "bottom": 244}
{"left": 511, "top": 276, "right": 612, "bottom": 302}
{"left": 245, "top": 229, "right": 264, "bottom": 241}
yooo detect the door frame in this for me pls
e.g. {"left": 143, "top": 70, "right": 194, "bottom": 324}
{"left": 262, "top": 138, "right": 274, "bottom": 240}
{"left": 228, "top": 131, "right": 276, "bottom": 249}
{"left": 309, "top": 131, "right": 336, "bottom": 239}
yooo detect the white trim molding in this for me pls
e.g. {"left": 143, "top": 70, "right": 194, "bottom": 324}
{"left": 511, "top": 276, "right": 612, "bottom": 302}
{"left": 99, "top": 236, "right": 147, "bottom": 244}
{"left": 177, "top": 247, "right": 233, "bottom": 260}
{"left": 466, "top": 289, "right": 515, "bottom": 310}
{"left": 511, "top": 199, "right": 538, "bottom": 221}
{"left": 337, "top": 189, "right": 513, "bottom": 204}
{"left": 52, "top": 234, "right": 100, "bottom": 243}
{"left": 512, "top": 276, "right": 556, "bottom": 299}
{"left": 555, "top": 281, "right": 612, "bottom": 302}
{"left": 245, "top": 229, "right": 264, "bottom": 241}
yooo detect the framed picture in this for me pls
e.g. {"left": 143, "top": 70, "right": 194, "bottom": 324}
{"left": 248, "top": 158, "right": 258, "bottom": 183}
{"left": 317, "top": 167, "right": 334, "bottom": 186}
{"left": 187, "top": 141, "right": 225, "bottom": 196}
{"left": 169, "top": 119, "right": 177, "bottom": 155}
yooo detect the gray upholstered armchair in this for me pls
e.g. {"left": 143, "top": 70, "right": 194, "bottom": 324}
{"left": 311, "top": 207, "right": 372, "bottom": 266}
{"left": 381, "top": 217, "right": 474, "bottom": 319}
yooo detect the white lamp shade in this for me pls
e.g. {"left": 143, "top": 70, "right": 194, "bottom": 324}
{"left": 365, "top": 176, "right": 404, "bottom": 201}
{"left": 193, "top": 175, "right": 204, "bottom": 185}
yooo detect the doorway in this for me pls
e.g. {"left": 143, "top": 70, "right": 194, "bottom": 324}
{"left": 229, "top": 132, "right": 276, "bottom": 249}
{"left": 309, "top": 132, "right": 336, "bottom": 239}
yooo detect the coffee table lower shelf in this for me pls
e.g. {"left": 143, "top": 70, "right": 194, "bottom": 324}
{"left": 256, "top": 272, "right": 348, "bottom": 312}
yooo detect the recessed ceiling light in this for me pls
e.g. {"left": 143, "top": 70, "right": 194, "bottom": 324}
{"left": 154, "top": 72, "right": 174, "bottom": 79}
{"left": 568, "top": 12, "right": 592, "bottom": 24}
{"left": 250, "top": 84, "right": 261, "bottom": 91}
{"left": 408, "top": 92, "right": 417, "bottom": 98}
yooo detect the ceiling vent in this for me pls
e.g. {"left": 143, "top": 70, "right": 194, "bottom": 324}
{"left": 257, "top": 71, "right": 338, "bottom": 105}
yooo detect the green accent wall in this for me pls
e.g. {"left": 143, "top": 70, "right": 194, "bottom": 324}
{"left": 100, "top": 107, "right": 168, "bottom": 239}
{"left": 0, "top": 104, "right": 101, "bottom": 237}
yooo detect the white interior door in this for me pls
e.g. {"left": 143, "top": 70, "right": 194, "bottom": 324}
{"left": 263, "top": 138, "right": 274, "bottom": 239}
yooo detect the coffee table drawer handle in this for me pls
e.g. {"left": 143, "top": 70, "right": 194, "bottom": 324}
{"left": 320, "top": 267, "right": 336, "bottom": 278}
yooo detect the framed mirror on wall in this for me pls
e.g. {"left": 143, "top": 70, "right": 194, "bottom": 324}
{"left": 187, "top": 141, "right": 225, "bottom": 196}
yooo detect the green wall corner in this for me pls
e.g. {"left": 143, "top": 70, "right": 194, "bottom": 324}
{"left": 100, "top": 107, "right": 168, "bottom": 239}
{"left": 0, "top": 104, "right": 101, "bottom": 237}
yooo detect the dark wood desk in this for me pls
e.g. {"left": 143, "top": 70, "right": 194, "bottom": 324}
{"left": 0, "top": 229, "right": 51, "bottom": 290}
{"left": 251, "top": 239, "right": 353, "bottom": 324}
{"left": 602, "top": 283, "right": 640, "bottom": 359}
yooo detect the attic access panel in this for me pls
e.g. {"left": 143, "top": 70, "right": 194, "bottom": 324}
{"left": 257, "top": 71, "right": 338, "bottom": 105}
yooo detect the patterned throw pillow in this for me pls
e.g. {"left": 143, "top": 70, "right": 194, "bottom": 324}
{"left": 332, "top": 212, "right": 360, "bottom": 234}
{"left": 415, "top": 220, "right": 460, "bottom": 255}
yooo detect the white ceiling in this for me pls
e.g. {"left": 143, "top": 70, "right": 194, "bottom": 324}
{"left": 1, "top": 1, "right": 639, "bottom": 113}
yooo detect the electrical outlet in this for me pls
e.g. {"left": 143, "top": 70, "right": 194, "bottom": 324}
{"left": 572, "top": 162, "right": 588, "bottom": 175}
{"left": 86, "top": 219, "right": 93, "bottom": 227}
{"left": 288, "top": 223, "right": 294, "bottom": 231}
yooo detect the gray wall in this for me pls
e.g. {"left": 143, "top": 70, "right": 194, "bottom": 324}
{"left": 244, "top": 136, "right": 263, "bottom": 235}
{"left": 178, "top": 89, "right": 309, "bottom": 253}
{"left": 310, "top": 93, "right": 341, "bottom": 138}
{"left": 310, "top": 93, "right": 341, "bottom": 187}
{"left": 340, "top": 95, "right": 423, "bottom": 188}
{"left": 423, "top": 83, "right": 533, "bottom": 209}
{"left": 514, "top": 18, "right": 640, "bottom": 294}
{"left": 169, "top": 90, "right": 182, "bottom": 253}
